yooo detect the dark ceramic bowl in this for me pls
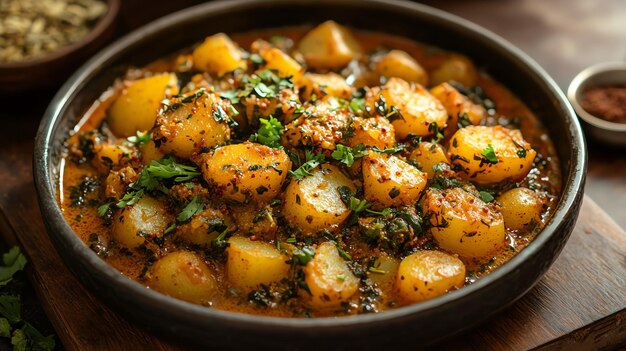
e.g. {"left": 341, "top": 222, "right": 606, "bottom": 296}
{"left": 34, "top": 0, "right": 586, "bottom": 349}
{"left": 0, "top": 0, "right": 120, "bottom": 93}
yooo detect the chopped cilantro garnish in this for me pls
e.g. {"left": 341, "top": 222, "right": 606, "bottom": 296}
{"left": 331, "top": 144, "right": 367, "bottom": 167}
{"left": 252, "top": 116, "right": 284, "bottom": 148}
{"left": 371, "top": 145, "right": 405, "bottom": 155}
{"left": 479, "top": 191, "right": 495, "bottom": 203}
{"left": 429, "top": 122, "right": 444, "bottom": 143}
{"left": 292, "top": 246, "right": 315, "bottom": 265}
{"left": 481, "top": 144, "right": 499, "bottom": 164}
{"left": 349, "top": 197, "right": 371, "bottom": 213}
{"left": 289, "top": 150, "right": 325, "bottom": 180}
{"left": 177, "top": 196, "right": 204, "bottom": 222}
{"left": 127, "top": 131, "right": 151, "bottom": 147}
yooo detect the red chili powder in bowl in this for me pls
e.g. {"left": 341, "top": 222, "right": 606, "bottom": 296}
{"left": 580, "top": 85, "right": 626, "bottom": 124}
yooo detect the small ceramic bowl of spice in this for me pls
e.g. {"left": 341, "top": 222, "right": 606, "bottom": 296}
{"left": 568, "top": 61, "right": 626, "bottom": 147}
{"left": 0, "top": 0, "right": 120, "bottom": 93}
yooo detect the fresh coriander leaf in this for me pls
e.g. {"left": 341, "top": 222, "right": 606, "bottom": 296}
{"left": 11, "top": 323, "right": 55, "bottom": 351}
{"left": 481, "top": 144, "right": 499, "bottom": 164}
{"left": 517, "top": 148, "right": 527, "bottom": 158}
{"left": 253, "top": 116, "right": 284, "bottom": 148}
{"left": 286, "top": 237, "right": 297, "bottom": 244}
{"left": 371, "top": 145, "right": 405, "bottom": 155}
{"left": 349, "top": 197, "right": 371, "bottom": 213}
{"left": 335, "top": 244, "right": 352, "bottom": 261}
{"left": 115, "top": 189, "right": 144, "bottom": 208}
{"left": 144, "top": 156, "right": 201, "bottom": 183}
{"left": 0, "top": 317, "right": 9, "bottom": 338}
{"left": 349, "top": 98, "right": 365, "bottom": 113}
{"left": 331, "top": 144, "right": 367, "bottom": 167}
{"left": 127, "top": 131, "right": 151, "bottom": 147}
{"left": 249, "top": 53, "right": 265, "bottom": 65}
{"left": 289, "top": 150, "right": 325, "bottom": 180}
{"left": 220, "top": 89, "right": 240, "bottom": 104}
{"left": 97, "top": 203, "right": 111, "bottom": 217}
{"left": 11, "top": 329, "right": 26, "bottom": 351}
{"left": 388, "top": 187, "right": 400, "bottom": 199}
{"left": 479, "top": 191, "right": 494, "bottom": 203}
{"left": 428, "top": 122, "right": 444, "bottom": 143}
{"left": 0, "top": 247, "right": 27, "bottom": 286}
{"left": 177, "top": 196, "right": 204, "bottom": 222}
{"left": 457, "top": 112, "right": 472, "bottom": 129}
{"left": 292, "top": 246, "right": 315, "bottom": 265}
{"left": 365, "top": 208, "right": 396, "bottom": 217}
{"left": 164, "top": 222, "right": 177, "bottom": 235}
{"left": 0, "top": 295, "right": 21, "bottom": 324}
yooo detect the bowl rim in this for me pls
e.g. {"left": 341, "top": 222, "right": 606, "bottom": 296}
{"left": 34, "top": 0, "right": 586, "bottom": 331}
{"left": 0, "top": 0, "right": 121, "bottom": 69}
{"left": 567, "top": 61, "right": 626, "bottom": 132}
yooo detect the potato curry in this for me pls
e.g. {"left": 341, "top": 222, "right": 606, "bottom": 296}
{"left": 60, "top": 21, "right": 561, "bottom": 317}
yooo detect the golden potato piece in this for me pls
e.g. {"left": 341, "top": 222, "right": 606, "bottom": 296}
{"left": 140, "top": 139, "right": 164, "bottom": 165}
{"left": 148, "top": 251, "right": 218, "bottom": 305}
{"left": 261, "top": 48, "right": 304, "bottom": 82}
{"left": 348, "top": 117, "right": 396, "bottom": 149}
{"left": 300, "top": 72, "right": 352, "bottom": 101}
{"left": 362, "top": 151, "right": 427, "bottom": 209}
{"left": 153, "top": 90, "right": 231, "bottom": 159}
{"left": 282, "top": 97, "right": 350, "bottom": 150}
{"left": 192, "top": 33, "right": 247, "bottom": 76}
{"left": 227, "top": 236, "right": 290, "bottom": 291}
{"left": 303, "top": 242, "right": 359, "bottom": 308}
{"left": 368, "top": 254, "right": 400, "bottom": 290}
{"left": 430, "top": 82, "right": 485, "bottom": 137}
{"left": 297, "top": 20, "right": 362, "bottom": 70}
{"left": 408, "top": 141, "right": 449, "bottom": 178}
{"left": 283, "top": 164, "right": 355, "bottom": 234}
{"left": 448, "top": 125, "right": 536, "bottom": 184}
{"left": 199, "top": 142, "right": 291, "bottom": 204}
{"left": 396, "top": 250, "right": 465, "bottom": 303}
{"left": 422, "top": 188, "right": 505, "bottom": 258}
{"left": 112, "top": 196, "right": 172, "bottom": 249}
{"left": 367, "top": 77, "right": 447, "bottom": 140}
{"left": 375, "top": 50, "right": 428, "bottom": 86}
{"left": 430, "top": 55, "right": 478, "bottom": 87}
{"left": 108, "top": 73, "right": 178, "bottom": 137}
{"left": 497, "top": 187, "right": 544, "bottom": 231}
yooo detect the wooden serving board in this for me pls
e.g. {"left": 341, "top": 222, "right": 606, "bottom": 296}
{"left": 0, "top": 127, "right": 625, "bottom": 350}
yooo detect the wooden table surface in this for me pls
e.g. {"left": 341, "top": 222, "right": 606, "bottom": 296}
{"left": 0, "top": 0, "right": 625, "bottom": 350}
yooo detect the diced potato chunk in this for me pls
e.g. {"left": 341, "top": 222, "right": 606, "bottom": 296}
{"left": 303, "top": 242, "right": 359, "bottom": 308}
{"left": 422, "top": 188, "right": 505, "bottom": 258}
{"left": 368, "top": 254, "right": 400, "bottom": 289}
{"left": 300, "top": 72, "right": 352, "bottom": 101}
{"left": 261, "top": 48, "right": 304, "bottom": 83}
{"left": 199, "top": 142, "right": 291, "bottom": 204}
{"left": 448, "top": 125, "right": 536, "bottom": 184}
{"left": 153, "top": 90, "right": 231, "bottom": 159}
{"left": 396, "top": 250, "right": 465, "bottom": 303}
{"left": 112, "top": 196, "right": 172, "bottom": 249}
{"left": 430, "top": 55, "right": 478, "bottom": 87}
{"left": 93, "top": 142, "right": 133, "bottom": 172}
{"left": 375, "top": 50, "right": 428, "bottom": 86}
{"left": 362, "top": 151, "right": 427, "bottom": 209}
{"left": 108, "top": 73, "right": 178, "bottom": 137}
{"left": 408, "top": 141, "right": 449, "bottom": 178}
{"left": 230, "top": 205, "right": 278, "bottom": 239}
{"left": 283, "top": 164, "right": 355, "bottom": 234}
{"left": 140, "top": 139, "right": 164, "bottom": 165}
{"left": 297, "top": 20, "right": 362, "bottom": 70}
{"left": 367, "top": 78, "right": 448, "bottom": 140}
{"left": 497, "top": 187, "right": 544, "bottom": 231}
{"left": 430, "top": 82, "right": 485, "bottom": 137}
{"left": 192, "top": 33, "right": 247, "bottom": 76}
{"left": 227, "top": 236, "right": 290, "bottom": 291}
{"left": 282, "top": 97, "right": 350, "bottom": 150}
{"left": 148, "top": 251, "right": 218, "bottom": 305}
{"left": 348, "top": 117, "right": 396, "bottom": 149}
{"left": 177, "top": 207, "right": 228, "bottom": 246}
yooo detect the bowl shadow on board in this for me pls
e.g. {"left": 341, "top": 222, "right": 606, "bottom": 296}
{"left": 33, "top": 0, "right": 586, "bottom": 349}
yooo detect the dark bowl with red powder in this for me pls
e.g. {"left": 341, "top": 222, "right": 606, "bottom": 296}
{"left": 568, "top": 62, "right": 626, "bottom": 147}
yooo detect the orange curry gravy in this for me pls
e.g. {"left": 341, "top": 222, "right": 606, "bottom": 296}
{"left": 59, "top": 25, "right": 561, "bottom": 317}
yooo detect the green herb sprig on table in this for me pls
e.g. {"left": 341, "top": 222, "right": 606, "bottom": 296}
{"left": 0, "top": 247, "right": 55, "bottom": 351}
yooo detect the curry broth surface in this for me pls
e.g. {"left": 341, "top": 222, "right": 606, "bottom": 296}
{"left": 60, "top": 25, "right": 561, "bottom": 317}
